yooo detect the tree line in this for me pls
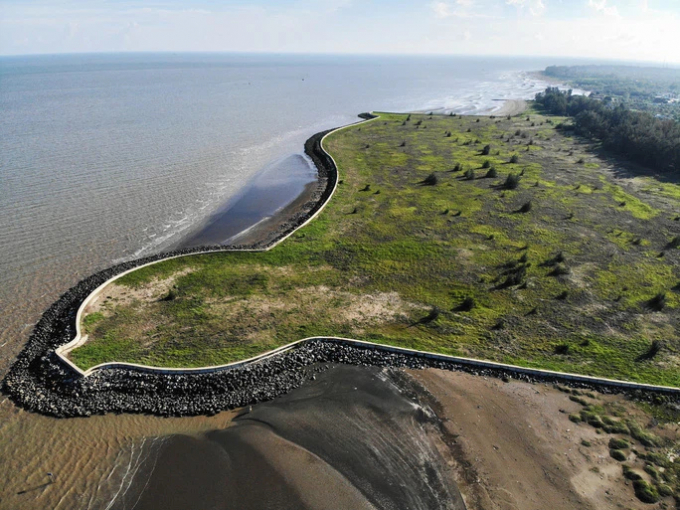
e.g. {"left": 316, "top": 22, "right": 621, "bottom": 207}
{"left": 535, "top": 87, "right": 680, "bottom": 173}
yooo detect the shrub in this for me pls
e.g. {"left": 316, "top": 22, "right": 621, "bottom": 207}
{"left": 361, "top": 184, "right": 371, "bottom": 191}
{"left": 647, "top": 293, "right": 666, "bottom": 311}
{"left": 610, "top": 449, "right": 627, "bottom": 461}
{"left": 452, "top": 163, "right": 462, "bottom": 172}
{"left": 640, "top": 340, "right": 664, "bottom": 360}
{"left": 418, "top": 307, "right": 441, "bottom": 324}
{"left": 503, "top": 173, "right": 520, "bottom": 190}
{"left": 485, "top": 167, "right": 497, "bottom": 178}
{"left": 162, "top": 288, "right": 177, "bottom": 302}
{"left": 608, "top": 437, "right": 629, "bottom": 450}
{"left": 482, "top": 144, "right": 491, "bottom": 155}
{"left": 643, "top": 464, "right": 661, "bottom": 481}
{"left": 657, "top": 484, "right": 673, "bottom": 497}
{"left": 499, "top": 265, "right": 526, "bottom": 288}
{"left": 549, "top": 263, "right": 570, "bottom": 276}
{"left": 456, "top": 297, "right": 476, "bottom": 312}
{"left": 556, "top": 290, "right": 568, "bottom": 300}
{"left": 569, "top": 414, "right": 582, "bottom": 423}
{"left": 510, "top": 154, "right": 519, "bottom": 164}
{"left": 421, "top": 173, "right": 438, "bottom": 186}
{"left": 482, "top": 160, "right": 491, "bottom": 169}
{"left": 555, "top": 344, "right": 570, "bottom": 355}
{"left": 464, "top": 169, "right": 475, "bottom": 180}
{"left": 400, "top": 141, "right": 406, "bottom": 147}
{"left": 581, "top": 439, "right": 591, "bottom": 447}
{"left": 633, "top": 480, "right": 660, "bottom": 503}
{"left": 518, "top": 201, "right": 532, "bottom": 213}
{"left": 627, "top": 421, "right": 661, "bottom": 447}
{"left": 668, "top": 236, "right": 680, "bottom": 249}
{"left": 622, "top": 465, "right": 643, "bottom": 480}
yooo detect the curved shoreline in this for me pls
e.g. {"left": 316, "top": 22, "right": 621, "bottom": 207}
{"left": 3, "top": 111, "right": 679, "bottom": 418}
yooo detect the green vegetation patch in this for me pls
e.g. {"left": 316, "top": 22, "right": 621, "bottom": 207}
{"left": 70, "top": 112, "right": 680, "bottom": 386}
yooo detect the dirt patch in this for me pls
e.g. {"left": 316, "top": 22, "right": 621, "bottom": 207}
{"left": 84, "top": 267, "right": 194, "bottom": 317}
{"left": 410, "top": 368, "right": 671, "bottom": 510}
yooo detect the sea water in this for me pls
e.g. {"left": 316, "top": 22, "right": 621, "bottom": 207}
{"left": 0, "top": 52, "right": 583, "bottom": 509}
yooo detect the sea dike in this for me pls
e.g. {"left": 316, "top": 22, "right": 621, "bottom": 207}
{"left": 2, "top": 113, "right": 678, "bottom": 418}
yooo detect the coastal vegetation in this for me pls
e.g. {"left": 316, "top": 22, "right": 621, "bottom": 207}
{"left": 535, "top": 87, "right": 680, "bottom": 173}
{"left": 543, "top": 65, "right": 680, "bottom": 121}
{"left": 72, "top": 111, "right": 680, "bottom": 387}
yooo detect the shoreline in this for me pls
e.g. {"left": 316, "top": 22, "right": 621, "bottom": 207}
{"left": 3, "top": 109, "right": 679, "bottom": 419}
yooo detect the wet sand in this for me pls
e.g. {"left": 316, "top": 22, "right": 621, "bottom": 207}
{"left": 121, "top": 365, "right": 466, "bottom": 510}
{"left": 178, "top": 153, "right": 318, "bottom": 248}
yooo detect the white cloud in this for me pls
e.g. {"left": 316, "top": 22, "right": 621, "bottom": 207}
{"left": 432, "top": 1, "right": 452, "bottom": 18}
{"left": 588, "top": 0, "right": 620, "bottom": 17}
{"left": 506, "top": 0, "right": 546, "bottom": 16}
{"left": 430, "top": 0, "right": 491, "bottom": 18}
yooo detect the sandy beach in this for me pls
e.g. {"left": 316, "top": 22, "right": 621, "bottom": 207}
{"left": 493, "top": 98, "right": 527, "bottom": 117}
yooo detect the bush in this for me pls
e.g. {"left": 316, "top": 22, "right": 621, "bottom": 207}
{"left": 610, "top": 449, "right": 627, "bottom": 461}
{"left": 482, "top": 160, "right": 491, "bottom": 169}
{"left": 456, "top": 297, "right": 476, "bottom": 312}
{"left": 657, "top": 484, "right": 673, "bottom": 497}
{"left": 464, "top": 169, "right": 475, "bottom": 180}
{"left": 503, "top": 173, "right": 521, "bottom": 190}
{"left": 633, "top": 480, "right": 660, "bottom": 503}
{"left": 569, "top": 413, "right": 582, "bottom": 423}
{"left": 622, "top": 465, "right": 643, "bottom": 480}
{"left": 510, "top": 154, "right": 519, "bottom": 164}
{"left": 162, "top": 288, "right": 177, "bottom": 301}
{"left": 452, "top": 163, "right": 462, "bottom": 172}
{"left": 421, "top": 173, "right": 438, "bottom": 186}
{"left": 627, "top": 420, "right": 661, "bottom": 447}
{"left": 550, "top": 263, "right": 570, "bottom": 276}
{"left": 482, "top": 144, "right": 491, "bottom": 155}
{"left": 608, "top": 437, "right": 629, "bottom": 450}
{"left": 647, "top": 293, "right": 666, "bottom": 311}
{"left": 485, "top": 167, "right": 498, "bottom": 178}
{"left": 555, "top": 344, "right": 570, "bottom": 355}
{"left": 518, "top": 201, "right": 532, "bottom": 213}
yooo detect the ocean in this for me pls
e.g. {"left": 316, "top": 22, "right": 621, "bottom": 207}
{"left": 0, "top": 52, "right": 579, "bottom": 509}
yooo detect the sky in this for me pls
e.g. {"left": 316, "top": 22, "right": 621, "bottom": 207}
{"left": 0, "top": 0, "right": 679, "bottom": 63}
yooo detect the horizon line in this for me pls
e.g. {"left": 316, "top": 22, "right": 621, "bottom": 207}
{"left": 1, "top": 50, "right": 679, "bottom": 68}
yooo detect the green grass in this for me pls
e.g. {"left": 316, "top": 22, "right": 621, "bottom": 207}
{"left": 70, "top": 111, "right": 680, "bottom": 385}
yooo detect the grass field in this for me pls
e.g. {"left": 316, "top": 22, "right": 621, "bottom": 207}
{"left": 71, "top": 110, "right": 680, "bottom": 386}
